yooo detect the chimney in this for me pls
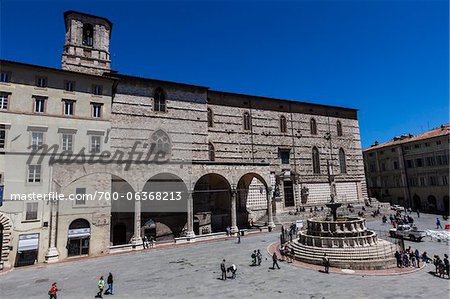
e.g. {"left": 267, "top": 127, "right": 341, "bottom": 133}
{"left": 374, "top": 140, "right": 379, "bottom": 146}
{"left": 408, "top": 133, "right": 413, "bottom": 138}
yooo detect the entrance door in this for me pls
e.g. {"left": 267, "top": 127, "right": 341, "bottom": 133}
{"left": 283, "top": 181, "right": 295, "bottom": 207}
{"left": 68, "top": 238, "right": 90, "bottom": 257}
{"left": 15, "top": 233, "right": 39, "bottom": 267}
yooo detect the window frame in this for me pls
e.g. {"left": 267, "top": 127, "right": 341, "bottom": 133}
{"left": 336, "top": 120, "right": 343, "bottom": 137}
{"left": 153, "top": 87, "right": 167, "bottom": 112}
{"left": 35, "top": 76, "right": 48, "bottom": 88}
{"left": 0, "top": 71, "right": 11, "bottom": 83}
{"left": 92, "top": 84, "right": 103, "bottom": 96}
{"left": 61, "top": 133, "right": 74, "bottom": 151}
{"left": 33, "top": 96, "right": 47, "bottom": 114}
{"left": 27, "top": 164, "right": 41, "bottom": 184}
{"left": 0, "top": 93, "right": 10, "bottom": 110}
{"left": 62, "top": 99, "right": 76, "bottom": 116}
{"left": 25, "top": 202, "right": 39, "bottom": 221}
{"left": 280, "top": 115, "right": 287, "bottom": 133}
{"left": 90, "top": 135, "right": 102, "bottom": 153}
{"left": 31, "top": 131, "right": 44, "bottom": 150}
{"left": 312, "top": 146, "right": 321, "bottom": 174}
{"left": 91, "top": 102, "right": 103, "bottom": 118}
{"left": 243, "top": 112, "right": 251, "bottom": 131}
{"left": 310, "top": 118, "right": 317, "bottom": 135}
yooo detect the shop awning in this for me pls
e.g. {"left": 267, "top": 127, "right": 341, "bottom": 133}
{"left": 68, "top": 228, "right": 91, "bottom": 239}
{"left": 18, "top": 233, "right": 39, "bottom": 251}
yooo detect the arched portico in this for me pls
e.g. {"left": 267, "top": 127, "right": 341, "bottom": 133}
{"left": 193, "top": 173, "right": 232, "bottom": 234}
{"left": 237, "top": 173, "right": 269, "bottom": 228}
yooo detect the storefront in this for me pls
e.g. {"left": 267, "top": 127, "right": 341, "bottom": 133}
{"left": 67, "top": 219, "right": 90, "bottom": 257}
{"left": 16, "top": 233, "right": 39, "bottom": 267}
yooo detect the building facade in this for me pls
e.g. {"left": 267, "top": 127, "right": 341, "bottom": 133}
{"left": 0, "top": 11, "right": 368, "bottom": 270}
{"left": 363, "top": 125, "right": 449, "bottom": 214}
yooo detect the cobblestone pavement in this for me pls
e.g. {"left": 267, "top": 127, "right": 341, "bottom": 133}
{"left": 0, "top": 213, "right": 449, "bottom": 299}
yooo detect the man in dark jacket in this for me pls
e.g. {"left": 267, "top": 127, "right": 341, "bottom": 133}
{"left": 220, "top": 259, "right": 227, "bottom": 280}
{"left": 272, "top": 252, "right": 280, "bottom": 269}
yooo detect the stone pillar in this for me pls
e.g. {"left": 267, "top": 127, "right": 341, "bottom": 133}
{"left": 267, "top": 189, "right": 276, "bottom": 228}
{"left": 230, "top": 187, "right": 239, "bottom": 234}
{"left": 131, "top": 198, "right": 143, "bottom": 249}
{"left": 45, "top": 198, "right": 59, "bottom": 263}
{"left": 186, "top": 189, "right": 195, "bottom": 239}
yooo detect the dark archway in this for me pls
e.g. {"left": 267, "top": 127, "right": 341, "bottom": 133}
{"left": 112, "top": 223, "right": 127, "bottom": 245}
{"left": 427, "top": 195, "right": 437, "bottom": 212}
{"left": 193, "top": 173, "right": 231, "bottom": 233}
{"left": 111, "top": 175, "right": 135, "bottom": 245}
{"left": 141, "top": 173, "right": 188, "bottom": 240}
{"left": 237, "top": 173, "right": 268, "bottom": 228}
{"left": 68, "top": 218, "right": 90, "bottom": 257}
{"left": 443, "top": 196, "right": 449, "bottom": 216}
{"left": 413, "top": 194, "right": 421, "bottom": 210}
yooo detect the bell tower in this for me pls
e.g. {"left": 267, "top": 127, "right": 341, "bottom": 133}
{"left": 61, "top": 11, "right": 112, "bottom": 75}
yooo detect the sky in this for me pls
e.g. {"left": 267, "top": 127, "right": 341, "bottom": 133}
{"left": 0, "top": 0, "right": 448, "bottom": 148}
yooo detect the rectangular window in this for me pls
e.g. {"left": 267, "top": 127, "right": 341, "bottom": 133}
{"left": 406, "top": 160, "right": 413, "bottom": 168}
{"left": 36, "top": 76, "right": 47, "bottom": 88}
{"left": 65, "top": 80, "right": 75, "bottom": 92}
{"left": 25, "top": 202, "right": 38, "bottom": 220}
{"left": 393, "top": 161, "right": 399, "bottom": 170}
{"left": 0, "top": 128, "right": 5, "bottom": 149}
{"left": 62, "top": 133, "right": 73, "bottom": 151}
{"left": 429, "top": 176, "right": 438, "bottom": 186}
{"left": 75, "top": 188, "right": 86, "bottom": 205}
{"left": 92, "top": 85, "right": 103, "bottom": 95}
{"left": 0, "top": 93, "right": 9, "bottom": 110}
{"left": 91, "top": 103, "right": 103, "bottom": 118}
{"left": 442, "top": 155, "right": 449, "bottom": 165}
{"left": 443, "top": 175, "right": 449, "bottom": 186}
{"left": 381, "top": 163, "right": 386, "bottom": 171}
{"left": 63, "top": 100, "right": 75, "bottom": 116}
{"left": 414, "top": 144, "right": 421, "bottom": 149}
{"left": 419, "top": 177, "right": 426, "bottom": 187}
{"left": 31, "top": 132, "right": 44, "bottom": 150}
{"left": 391, "top": 148, "right": 396, "bottom": 153}
{"left": 0, "top": 72, "right": 10, "bottom": 83}
{"left": 28, "top": 165, "right": 41, "bottom": 183}
{"left": 34, "top": 96, "right": 46, "bottom": 113}
{"left": 436, "top": 140, "right": 442, "bottom": 145}
{"left": 425, "top": 142, "right": 429, "bottom": 147}
{"left": 426, "top": 156, "right": 435, "bottom": 167}
{"left": 279, "top": 150, "right": 290, "bottom": 165}
{"left": 409, "top": 177, "right": 418, "bottom": 187}
{"left": 415, "top": 158, "right": 423, "bottom": 167}
{"left": 90, "top": 135, "right": 101, "bottom": 153}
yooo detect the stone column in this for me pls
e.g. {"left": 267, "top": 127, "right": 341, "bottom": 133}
{"left": 267, "top": 188, "right": 276, "bottom": 228}
{"left": 185, "top": 188, "right": 195, "bottom": 239}
{"left": 131, "top": 198, "right": 143, "bottom": 249}
{"left": 230, "top": 187, "right": 238, "bottom": 234}
{"left": 45, "top": 197, "right": 59, "bottom": 263}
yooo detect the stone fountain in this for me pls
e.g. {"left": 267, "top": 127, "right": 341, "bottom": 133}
{"left": 289, "top": 168, "right": 397, "bottom": 270}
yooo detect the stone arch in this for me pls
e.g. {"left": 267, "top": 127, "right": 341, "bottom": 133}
{"left": 193, "top": 173, "right": 232, "bottom": 233}
{"left": 141, "top": 173, "right": 188, "bottom": 240}
{"left": 427, "top": 195, "right": 437, "bottom": 211}
{"left": 237, "top": 173, "right": 269, "bottom": 227}
{"left": 111, "top": 174, "right": 137, "bottom": 245}
{"left": 444, "top": 196, "right": 449, "bottom": 216}
{"left": 0, "top": 212, "right": 12, "bottom": 270}
{"left": 413, "top": 194, "right": 421, "bottom": 210}
{"left": 67, "top": 218, "right": 91, "bottom": 257}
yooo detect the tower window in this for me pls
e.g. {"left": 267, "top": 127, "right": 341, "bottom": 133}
{"left": 280, "top": 115, "right": 287, "bottom": 133}
{"left": 337, "top": 120, "right": 343, "bottom": 136}
{"left": 339, "top": 148, "right": 347, "bottom": 174}
{"left": 36, "top": 76, "right": 47, "bottom": 88}
{"left": 310, "top": 118, "right": 317, "bottom": 135}
{"left": 312, "top": 146, "right": 320, "bottom": 174}
{"left": 0, "top": 72, "right": 10, "bottom": 83}
{"left": 65, "top": 80, "right": 75, "bottom": 92}
{"left": 154, "top": 88, "right": 166, "bottom": 112}
{"left": 82, "top": 24, "right": 94, "bottom": 46}
{"left": 92, "top": 85, "right": 103, "bottom": 95}
{"left": 207, "top": 108, "right": 213, "bottom": 128}
{"left": 91, "top": 103, "right": 103, "bottom": 118}
{"left": 243, "top": 112, "right": 251, "bottom": 130}
{"left": 208, "top": 142, "right": 215, "bottom": 161}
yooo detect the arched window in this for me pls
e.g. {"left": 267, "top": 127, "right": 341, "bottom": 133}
{"left": 151, "top": 130, "right": 171, "bottom": 158}
{"left": 243, "top": 112, "right": 251, "bottom": 130}
{"left": 280, "top": 115, "right": 287, "bottom": 133}
{"left": 208, "top": 142, "right": 215, "bottom": 161}
{"left": 337, "top": 120, "right": 343, "bottom": 136}
{"left": 154, "top": 87, "right": 166, "bottom": 112}
{"left": 207, "top": 108, "right": 213, "bottom": 128}
{"left": 310, "top": 118, "right": 317, "bottom": 135}
{"left": 339, "top": 148, "right": 347, "bottom": 174}
{"left": 82, "top": 24, "right": 94, "bottom": 46}
{"left": 312, "top": 146, "right": 320, "bottom": 174}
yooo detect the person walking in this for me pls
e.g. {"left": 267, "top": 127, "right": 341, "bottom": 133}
{"left": 256, "top": 249, "right": 262, "bottom": 266}
{"left": 142, "top": 236, "right": 149, "bottom": 249}
{"left": 323, "top": 254, "right": 330, "bottom": 273}
{"left": 236, "top": 233, "right": 241, "bottom": 244}
{"left": 272, "top": 252, "right": 280, "bottom": 269}
{"left": 436, "top": 218, "right": 443, "bottom": 229}
{"left": 96, "top": 276, "right": 105, "bottom": 298}
{"left": 416, "top": 209, "right": 420, "bottom": 218}
{"left": 444, "top": 254, "right": 449, "bottom": 277}
{"left": 104, "top": 273, "right": 113, "bottom": 295}
{"left": 415, "top": 249, "right": 420, "bottom": 268}
{"left": 220, "top": 259, "right": 227, "bottom": 280}
{"left": 48, "top": 282, "right": 58, "bottom": 299}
